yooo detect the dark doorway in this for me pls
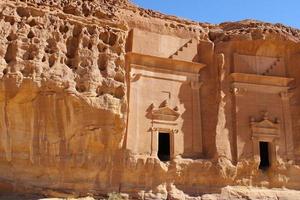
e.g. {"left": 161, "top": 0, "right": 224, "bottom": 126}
{"left": 158, "top": 132, "right": 170, "bottom": 161}
{"left": 259, "top": 141, "right": 270, "bottom": 170}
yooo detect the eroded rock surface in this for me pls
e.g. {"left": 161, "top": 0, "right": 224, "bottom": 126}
{"left": 1, "top": 0, "right": 300, "bottom": 199}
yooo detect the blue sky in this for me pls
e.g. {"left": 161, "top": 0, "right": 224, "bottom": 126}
{"left": 132, "top": 0, "right": 300, "bottom": 29}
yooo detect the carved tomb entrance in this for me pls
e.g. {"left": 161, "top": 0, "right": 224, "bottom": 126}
{"left": 125, "top": 52, "right": 205, "bottom": 160}
{"left": 259, "top": 141, "right": 270, "bottom": 170}
{"left": 158, "top": 132, "right": 171, "bottom": 161}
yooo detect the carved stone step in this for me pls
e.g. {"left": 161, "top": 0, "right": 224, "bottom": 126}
{"left": 169, "top": 39, "right": 198, "bottom": 62}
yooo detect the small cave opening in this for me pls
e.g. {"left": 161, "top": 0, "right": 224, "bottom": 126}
{"left": 259, "top": 141, "right": 270, "bottom": 171}
{"left": 158, "top": 132, "right": 170, "bottom": 162}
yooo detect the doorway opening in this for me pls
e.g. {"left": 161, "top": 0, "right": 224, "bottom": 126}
{"left": 259, "top": 141, "right": 270, "bottom": 170}
{"left": 158, "top": 132, "right": 170, "bottom": 161}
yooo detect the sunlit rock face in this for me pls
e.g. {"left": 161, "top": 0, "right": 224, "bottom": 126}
{"left": 0, "top": 0, "right": 127, "bottom": 193}
{"left": 1, "top": 0, "right": 300, "bottom": 199}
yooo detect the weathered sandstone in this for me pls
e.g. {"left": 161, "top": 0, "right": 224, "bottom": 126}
{"left": 1, "top": 0, "right": 300, "bottom": 199}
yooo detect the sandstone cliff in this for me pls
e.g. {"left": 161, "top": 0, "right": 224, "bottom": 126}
{"left": 1, "top": 0, "right": 300, "bottom": 199}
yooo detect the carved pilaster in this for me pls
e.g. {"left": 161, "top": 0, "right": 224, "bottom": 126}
{"left": 150, "top": 127, "right": 158, "bottom": 156}
{"left": 190, "top": 80, "right": 203, "bottom": 154}
{"left": 280, "top": 91, "right": 294, "bottom": 161}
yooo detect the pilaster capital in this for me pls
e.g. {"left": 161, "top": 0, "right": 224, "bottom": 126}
{"left": 150, "top": 127, "right": 158, "bottom": 132}
{"left": 231, "top": 87, "right": 247, "bottom": 96}
{"left": 190, "top": 81, "right": 203, "bottom": 90}
{"left": 279, "top": 91, "right": 293, "bottom": 99}
{"left": 172, "top": 129, "right": 179, "bottom": 134}
{"left": 130, "top": 73, "right": 142, "bottom": 82}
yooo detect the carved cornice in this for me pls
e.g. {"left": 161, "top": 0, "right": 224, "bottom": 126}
{"left": 232, "top": 82, "right": 289, "bottom": 95}
{"left": 230, "top": 73, "right": 294, "bottom": 87}
{"left": 126, "top": 52, "right": 206, "bottom": 75}
{"left": 230, "top": 72, "right": 293, "bottom": 95}
{"left": 250, "top": 112, "right": 280, "bottom": 139}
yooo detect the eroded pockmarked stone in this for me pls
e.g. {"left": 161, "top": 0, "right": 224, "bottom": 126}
{"left": 0, "top": 0, "right": 300, "bottom": 199}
